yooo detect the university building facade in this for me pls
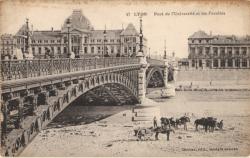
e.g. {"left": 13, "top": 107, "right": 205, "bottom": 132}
{"left": 187, "top": 30, "right": 250, "bottom": 69}
{"left": 1, "top": 9, "right": 147, "bottom": 59}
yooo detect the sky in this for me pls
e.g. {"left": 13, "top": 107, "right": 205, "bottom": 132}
{"left": 0, "top": 0, "right": 250, "bottom": 58}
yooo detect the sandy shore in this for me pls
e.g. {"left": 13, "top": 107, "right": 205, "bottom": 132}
{"left": 20, "top": 91, "right": 250, "bottom": 157}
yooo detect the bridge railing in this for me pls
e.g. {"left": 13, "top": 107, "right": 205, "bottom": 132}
{"left": 1, "top": 57, "right": 140, "bottom": 81}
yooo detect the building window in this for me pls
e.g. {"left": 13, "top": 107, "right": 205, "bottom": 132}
{"left": 57, "top": 47, "right": 61, "bottom": 54}
{"left": 221, "top": 59, "right": 225, "bottom": 67}
{"left": 51, "top": 47, "right": 54, "bottom": 53}
{"left": 213, "top": 48, "right": 218, "bottom": 56}
{"left": 220, "top": 48, "right": 225, "bottom": 56}
{"left": 198, "top": 47, "right": 202, "bottom": 55}
{"left": 64, "top": 37, "right": 67, "bottom": 43}
{"left": 117, "top": 39, "right": 121, "bottom": 43}
{"left": 32, "top": 47, "right": 35, "bottom": 54}
{"left": 133, "top": 46, "right": 136, "bottom": 53}
{"left": 84, "top": 37, "right": 88, "bottom": 43}
{"left": 206, "top": 60, "right": 210, "bottom": 67}
{"left": 235, "top": 48, "right": 239, "bottom": 55}
{"left": 64, "top": 47, "right": 67, "bottom": 54}
{"left": 44, "top": 40, "right": 48, "bottom": 43}
{"left": 228, "top": 48, "right": 232, "bottom": 56}
{"left": 199, "top": 60, "right": 202, "bottom": 67}
{"left": 133, "top": 37, "right": 136, "bottom": 42}
{"left": 57, "top": 39, "right": 61, "bottom": 43}
{"left": 228, "top": 59, "right": 233, "bottom": 67}
{"left": 242, "top": 48, "right": 247, "bottom": 56}
{"left": 38, "top": 47, "right": 41, "bottom": 54}
{"left": 110, "top": 39, "right": 114, "bottom": 43}
{"left": 235, "top": 59, "right": 240, "bottom": 67}
{"left": 213, "top": 59, "right": 218, "bottom": 67}
{"left": 190, "top": 48, "right": 195, "bottom": 54}
{"left": 124, "top": 47, "right": 127, "bottom": 54}
{"left": 205, "top": 47, "right": 210, "bottom": 56}
{"left": 110, "top": 46, "right": 114, "bottom": 54}
{"left": 84, "top": 47, "right": 87, "bottom": 54}
{"left": 91, "top": 47, "right": 94, "bottom": 53}
{"left": 192, "top": 60, "right": 195, "bottom": 67}
{"left": 51, "top": 40, "right": 54, "bottom": 43}
{"left": 32, "top": 40, "right": 36, "bottom": 43}
{"left": 98, "top": 47, "right": 101, "bottom": 54}
{"left": 242, "top": 59, "right": 247, "bottom": 67}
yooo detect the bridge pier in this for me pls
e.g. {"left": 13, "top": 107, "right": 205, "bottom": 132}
{"left": 163, "top": 60, "right": 169, "bottom": 87}
{"left": 137, "top": 56, "right": 148, "bottom": 104}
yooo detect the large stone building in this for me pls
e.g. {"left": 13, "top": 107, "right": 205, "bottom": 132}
{"left": 0, "top": 34, "right": 16, "bottom": 59}
{"left": 187, "top": 30, "right": 250, "bottom": 69}
{"left": 1, "top": 9, "right": 147, "bottom": 59}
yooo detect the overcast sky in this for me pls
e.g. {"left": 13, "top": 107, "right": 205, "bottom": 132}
{"left": 1, "top": 0, "right": 250, "bottom": 58}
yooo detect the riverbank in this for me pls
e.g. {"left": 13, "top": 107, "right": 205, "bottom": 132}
{"left": 175, "top": 80, "right": 250, "bottom": 91}
{"left": 20, "top": 91, "right": 250, "bottom": 157}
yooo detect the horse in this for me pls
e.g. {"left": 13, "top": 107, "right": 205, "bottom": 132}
{"left": 176, "top": 116, "right": 190, "bottom": 130}
{"left": 194, "top": 117, "right": 206, "bottom": 131}
{"left": 153, "top": 126, "right": 175, "bottom": 141}
{"left": 195, "top": 117, "right": 217, "bottom": 132}
{"left": 160, "top": 117, "right": 176, "bottom": 127}
{"left": 204, "top": 117, "right": 217, "bottom": 132}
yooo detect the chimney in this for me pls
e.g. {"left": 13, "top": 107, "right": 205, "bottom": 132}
{"left": 51, "top": 27, "right": 54, "bottom": 31}
{"left": 210, "top": 31, "right": 212, "bottom": 36}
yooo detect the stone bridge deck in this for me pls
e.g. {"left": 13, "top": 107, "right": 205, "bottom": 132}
{"left": 0, "top": 57, "right": 173, "bottom": 156}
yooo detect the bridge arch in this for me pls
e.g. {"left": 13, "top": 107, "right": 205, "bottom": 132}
{"left": 146, "top": 67, "right": 165, "bottom": 88}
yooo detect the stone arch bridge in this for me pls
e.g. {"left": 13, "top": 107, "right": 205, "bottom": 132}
{"left": 0, "top": 56, "right": 176, "bottom": 156}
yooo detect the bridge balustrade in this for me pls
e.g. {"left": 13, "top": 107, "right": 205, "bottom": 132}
{"left": 1, "top": 57, "right": 139, "bottom": 81}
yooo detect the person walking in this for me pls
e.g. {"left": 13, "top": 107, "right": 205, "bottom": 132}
{"left": 153, "top": 116, "right": 157, "bottom": 128}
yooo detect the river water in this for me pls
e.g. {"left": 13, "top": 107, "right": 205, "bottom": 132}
{"left": 20, "top": 90, "right": 250, "bottom": 157}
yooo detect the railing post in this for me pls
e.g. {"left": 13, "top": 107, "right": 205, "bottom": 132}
{"left": 38, "top": 59, "right": 41, "bottom": 76}
{"left": 83, "top": 58, "right": 86, "bottom": 70}
{"left": 69, "top": 58, "right": 72, "bottom": 72}
{"left": 50, "top": 59, "right": 54, "bottom": 75}
{"left": 95, "top": 58, "right": 97, "bottom": 69}
{"left": 104, "top": 58, "right": 106, "bottom": 68}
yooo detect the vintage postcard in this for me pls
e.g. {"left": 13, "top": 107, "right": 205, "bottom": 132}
{"left": 0, "top": 0, "right": 250, "bottom": 157}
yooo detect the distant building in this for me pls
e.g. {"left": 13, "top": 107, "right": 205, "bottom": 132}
{"left": 9, "top": 9, "right": 147, "bottom": 59}
{"left": 0, "top": 34, "right": 16, "bottom": 60}
{"left": 187, "top": 30, "right": 250, "bottom": 69}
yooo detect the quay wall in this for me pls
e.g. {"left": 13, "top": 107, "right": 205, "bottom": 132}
{"left": 177, "top": 69, "right": 250, "bottom": 82}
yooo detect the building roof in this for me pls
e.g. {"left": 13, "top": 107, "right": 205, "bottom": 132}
{"left": 16, "top": 24, "right": 28, "bottom": 36}
{"left": 61, "top": 10, "right": 94, "bottom": 33}
{"left": 120, "top": 23, "right": 139, "bottom": 36}
{"left": 189, "top": 30, "right": 212, "bottom": 39}
{"left": 211, "top": 35, "right": 250, "bottom": 44}
{"left": 31, "top": 30, "right": 61, "bottom": 40}
{"left": 91, "top": 29, "right": 122, "bottom": 39}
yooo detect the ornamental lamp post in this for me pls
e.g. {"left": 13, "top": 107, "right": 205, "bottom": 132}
{"left": 163, "top": 40, "right": 167, "bottom": 60}
{"left": 136, "top": 16, "right": 144, "bottom": 57}
{"left": 103, "top": 26, "right": 107, "bottom": 58}
{"left": 66, "top": 18, "right": 71, "bottom": 58}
